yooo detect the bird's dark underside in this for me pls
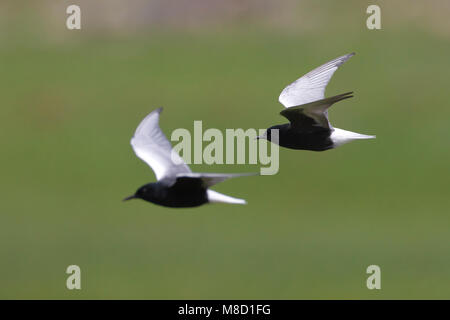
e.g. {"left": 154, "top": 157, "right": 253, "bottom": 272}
{"left": 269, "top": 125, "right": 334, "bottom": 151}
{"left": 137, "top": 179, "right": 209, "bottom": 208}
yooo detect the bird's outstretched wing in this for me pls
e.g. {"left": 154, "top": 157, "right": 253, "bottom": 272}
{"left": 278, "top": 53, "right": 355, "bottom": 108}
{"left": 280, "top": 92, "right": 353, "bottom": 131}
{"left": 130, "top": 108, "right": 191, "bottom": 181}
{"left": 175, "top": 172, "right": 257, "bottom": 188}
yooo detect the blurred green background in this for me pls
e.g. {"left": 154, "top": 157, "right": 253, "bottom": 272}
{"left": 1, "top": 0, "right": 449, "bottom": 299}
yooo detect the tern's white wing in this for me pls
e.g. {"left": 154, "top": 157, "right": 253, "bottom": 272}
{"left": 130, "top": 108, "right": 191, "bottom": 181}
{"left": 278, "top": 53, "right": 355, "bottom": 108}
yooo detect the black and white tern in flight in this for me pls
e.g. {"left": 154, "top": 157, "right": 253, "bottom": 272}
{"left": 124, "top": 108, "right": 255, "bottom": 208}
{"left": 258, "top": 53, "right": 375, "bottom": 151}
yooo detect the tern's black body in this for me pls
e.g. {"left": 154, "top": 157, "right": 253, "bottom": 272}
{"left": 129, "top": 177, "right": 208, "bottom": 208}
{"left": 265, "top": 123, "right": 334, "bottom": 151}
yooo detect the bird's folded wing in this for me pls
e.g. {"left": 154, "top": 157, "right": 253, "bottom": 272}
{"left": 278, "top": 53, "right": 355, "bottom": 108}
{"left": 131, "top": 108, "right": 191, "bottom": 181}
{"left": 280, "top": 92, "right": 353, "bottom": 130}
{"left": 176, "top": 172, "right": 258, "bottom": 188}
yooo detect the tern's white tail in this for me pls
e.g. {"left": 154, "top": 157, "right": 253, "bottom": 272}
{"left": 207, "top": 190, "right": 247, "bottom": 205}
{"left": 331, "top": 127, "right": 376, "bottom": 147}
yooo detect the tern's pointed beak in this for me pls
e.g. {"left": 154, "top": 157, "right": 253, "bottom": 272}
{"left": 123, "top": 195, "right": 136, "bottom": 201}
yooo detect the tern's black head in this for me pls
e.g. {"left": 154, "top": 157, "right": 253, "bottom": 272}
{"left": 257, "top": 125, "right": 284, "bottom": 142}
{"left": 123, "top": 183, "right": 158, "bottom": 202}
